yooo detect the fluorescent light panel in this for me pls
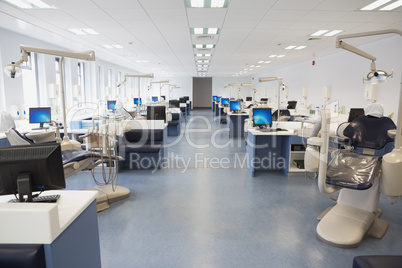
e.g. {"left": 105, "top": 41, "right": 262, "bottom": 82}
{"left": 380, "top": 0, "right": 402, "bottom": 10}
{"left": 311, "top": 30, "right": 329, "bottom": 36}
{"left": 192, "top": 28, "right": 220, "bottom": 35}
{"left": 295, "top": 46, "right": 307, "bottom": 50}
{"left": 285, "top": 46, "right": 297, "bottom": 49}
{"left": 324, "top": 30, "right": 343, "bottom": 36}
{"left": 191, "top": 0, "right": 204, "bottom": 7}
{"left": 68, "top": 28, "right": 99, "bottom": 35}
{"left": 360, "top": 0, "right": 392, "bottom": 10}
{"left": 211, "top": 0, "right": 225, "bottom": 7}
{"left": 5, "top": 0, "right": 54, "bottom": 9}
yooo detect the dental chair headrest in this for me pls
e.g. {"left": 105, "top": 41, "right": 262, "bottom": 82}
{"left": 364, "top": 102, "right": 384, "bottom": 118}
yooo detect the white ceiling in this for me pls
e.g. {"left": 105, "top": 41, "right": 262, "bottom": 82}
{"left": 0, "top": 0, "right": 401, "bottom": 77}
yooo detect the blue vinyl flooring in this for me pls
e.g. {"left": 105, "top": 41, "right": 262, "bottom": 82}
{"left": 66, "top": 109, "right": 402, "bottom": 268}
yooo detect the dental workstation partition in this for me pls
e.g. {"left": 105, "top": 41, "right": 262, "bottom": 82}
{"left": 0, "top": 2, "right": 401, "bottom": 266}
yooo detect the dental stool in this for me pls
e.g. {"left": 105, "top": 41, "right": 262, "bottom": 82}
{"left": 316, "top": 115, "right": 396, "bottom": 247}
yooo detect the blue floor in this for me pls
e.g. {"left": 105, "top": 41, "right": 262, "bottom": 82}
{"left": 66, "top": 109, "right": 402, "bottom": 268}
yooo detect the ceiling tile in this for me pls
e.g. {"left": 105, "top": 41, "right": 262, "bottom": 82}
{"left": 145, "top": 9, "right": 187, "bottom": 20}
{"left": 94, "top": 0, "right": 143, "bottom": 9}
{"left": 139, "top": 0, "right": 184, "bottom": 9}
{"left": 272, "top": 0, "right": 324, "bottom": 10}
{"left": 229, "top": 0, "right": 277, "bottom": 9}
{"left": 314, "top": 0, "right": 369, "bottom": 11}
{"left": 104, "top": 9, "right": 149, "bottom": 20}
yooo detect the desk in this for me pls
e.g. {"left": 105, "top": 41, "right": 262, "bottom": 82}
{"left": 246, "top": 128, "right": 306, "bottom": 176}
{"left": 227, "top": 111, "right": 248, "bottom": 137}
{"left": 0, "top": 190, "right": 101, "bottom": 268}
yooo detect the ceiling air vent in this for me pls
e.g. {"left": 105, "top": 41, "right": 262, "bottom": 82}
{"left": 196, "top": 35, "right": 214, "bottom": 40}
{"left": 197, "top": 48, "right": 212, "bottom": 52}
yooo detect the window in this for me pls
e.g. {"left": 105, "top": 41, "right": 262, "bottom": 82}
{"left": 98, "top": 65, "right": 104, "bottom": 100}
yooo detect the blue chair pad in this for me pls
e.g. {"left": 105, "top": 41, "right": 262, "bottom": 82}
{"left": 62, "top": 150, "right": 95, "bottom": 165}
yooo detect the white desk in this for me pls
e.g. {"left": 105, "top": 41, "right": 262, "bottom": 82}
{"left": 0, "top": 190, "right": 101, "bottom": 268}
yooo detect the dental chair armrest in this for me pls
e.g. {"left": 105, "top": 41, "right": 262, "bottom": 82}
{"left": 64, "top": 162, "right": 80, "bottom": 170}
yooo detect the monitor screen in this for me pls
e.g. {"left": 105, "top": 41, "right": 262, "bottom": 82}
{"left": 183, "top": 96, "right": 189, "bottom": 101}
{"left": 246, "top": 97, "right": 252, "bottom": 101}
{"left": 213, "top": 96, "right": 217, "bottom": 101}
{"left": 221, "top": 98, "right": 230, "bottom": 106}
{"left": 217, "top": 97, "right": 221, "bottom": 103}
{"left": 152, "top": 96, "right": 158, "bottom": 102}
{"left": 0, "top": 144, "right": 65, "bottom": 202}
{"left": 169, "top": 100, "right": 180, "bottom": 108}
{"left": 107, "top": 100, "right": 116, "bottom": 110}
{"left": 29, "top": 107, "right": 51, "bottom": 128}
{"left": 179, "top": 97, "right": 186, "bottom": 103}
{"left": 230, "top": 101, "right": 241, "bottom": 111}
{"left": 253, "top": 108, "right": 272, "bottom": 127}
{"left": 134, "top": 98, "right": 142, "bottom": 105}
{"left": 287, "top": 101, "right": 297, "bottom": 109}
{"left": 147, "top": 105, "right": 166, "bottom": 122}
{"left": 260, "top": 98, "right": 268, "bottom": 102}
{"left": 348, "top": 108, "right": 365, "bottom": 122}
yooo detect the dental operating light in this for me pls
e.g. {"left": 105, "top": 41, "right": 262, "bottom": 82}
{"left": 150, "top": 80, "right": 170, "bottom": 100}
{"left": 258, "top": 77, "right": 286, "bottom": 121}
{"left": 4, "top": 45, "right": 95, "bottom": 150}
{"left": 241, "top": 83, "right": 257, "bottom": 102}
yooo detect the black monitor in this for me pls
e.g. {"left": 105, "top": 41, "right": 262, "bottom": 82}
{"left": 0, "top": 144, "right": 65, "bottom": 202}
{"left": 260, "top": 98, "right": 268, "bottom": 102}
{"left": 183, "top": 96, "right": 189, "bottom": 101}
{"left": 287, "top": 101, "right": 297, "bottom": 109}
{"left": 29, "top": 107, "right": 51, "bottom": 129}
{"left": 179, "top": 97, "right": 186, "bottom": 103}
{"left": 152, "top": 96, "right": 158, "bottom": 102}
{"left": 169, "top": 100, "right": 180, "bottom": 108}
{"left": 348, "top": 108, "right": 365, "bottom": 122}
{"left": 246, "top": 97, "right": 252, "bottom": 101}
{"left": 217, "top": 97, "right": 221, "bottom": 103}
{"left": 107, "top": 100, "right": 116, "bottom": 111}
{"left": 147, "top": 105, "right": 166, "bottom": 122}
{"left": 221, "top": 98, "right": 230, "bottom": 106}
{"left": 230, "top": 101, "right": 241, "bottom": 112}
{"left": 134, "top": 98, "right": 142, "bottom": 105}
{"left": 212, "top": 96, "right": 217, "bottom": 101}
{"left": 253, "top": 108, "right": 272, "bottom": 128}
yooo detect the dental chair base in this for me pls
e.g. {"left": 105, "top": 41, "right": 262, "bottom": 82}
{"left": 83, "top": 185, "right": 130, "bottom": 212}
{"left": 317, "top": 179, "right": 388, "bottom": 248}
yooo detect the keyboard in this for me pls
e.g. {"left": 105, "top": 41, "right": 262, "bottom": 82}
{"left": 8, "top": 194, "right": 61, "bottom": 203}
{"left": 259, "top": 128, "right": 288, "bottom": 132}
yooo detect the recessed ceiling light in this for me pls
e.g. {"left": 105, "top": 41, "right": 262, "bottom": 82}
{"left": 197, "top": 60, "right": 203, "bottom": 63}
{"left": 264, "top": 61, "right": 271, "bottom": 64}
{"left": 324, "top": 30, "right": 343, "bottom": 36}
{"left": 249, "top": 69, "right": 254, "bottom": 71}
{"left": 5, "top": 0, "right": 54, "bottom": 9}
{"left": 285, "top": 46, "right": 297, "bottom": 50}
{"left": 190, "top": 0, "right": 204, "bottom": 8}
{"left": 360, "top": 0, "right": 392, "bottom": 10}
{"left": 257, "top": 61, "right": 264, "bottom": 64}
{"left": 208, "top": 28, "right": 218, "bottom": 34}
{"left": 101, "top": 45, "right": 113, "bottom": 49}
{"left": 295, "top": 46, "right": 307, "bottom": 50}
{"left": 277, "top": 55, "right": 285, "bottom": 58}
{"left": 311, "top": 30, "right": 329, "bottom": 36}
{"left": 82, "top": 28, "right": 99, "bottom": 35}
{"left": 256, "top": 65, "right": 261, "bottom": 68}
{"left": 380, "top": 0, "right": 402, "bottom": 10}
{"left": 112, "top": 44, "right": 123, "bottom": 48}
{"left": 269, "top": 55, "right": 277, "bottom": 58}
{"left": 204, "top": 60, "right": 210, "bottom": 63}
{"left": 196, "top": 54, "right": 203, "bottom": 57}
{"left": 195, "top": 44, "right": 203, "bottom": 48}
{"left": 194, "top": 28, "right": 203, "bottom": 34}
{"left": 205, "top": 44, "right": 214, "bottom": 48}
{"left": 211, "top": 0, "right": 225, "bottom": 7}
{"left": 204, "top": 54, "right": 212, "bottom": 57}
{"left": 68, "top": 28, "right": 99, "bottom": 35}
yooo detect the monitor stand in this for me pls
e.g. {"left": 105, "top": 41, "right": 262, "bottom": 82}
{"left": 32, "top": 123, "right": 49, "bottom": 130}
{"left": 17, "top": 173, "right": 33, "bottom": 202}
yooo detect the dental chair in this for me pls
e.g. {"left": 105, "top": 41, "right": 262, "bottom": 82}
{"left": 305, "top": 109, "right": 398, "bottom": 247}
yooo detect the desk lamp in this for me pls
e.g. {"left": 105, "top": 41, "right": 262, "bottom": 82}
{"left": 335, "top": 29, "right": 402, "bottom": 198}
{"left": 4, "top": 45, "right": 95, "bottom": 150}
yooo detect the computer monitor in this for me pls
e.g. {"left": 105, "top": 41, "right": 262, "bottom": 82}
{"left": 260, "top": 98, "right": 268, "bottom": 102}
{"left": 29, "top": 107, "right": 51, "bottom": 129}
{"left": 179, "top": 97, "right": 186, "bottom": 103}
{"left": 0, "top": 143, "right": 65, "bottom": 202}
{"left": 230, "top": 101, "right": 241, "bottom": 112}
{"left": 253, "top": 108, "right": 272, "bottom": 128}
{"left": 183, "top": 96, "right": 189, "bottom": 101}
{"left": 221, "top": 98, "right": 230, "bottom": 106}
{"left": 287, "top": 101, "right": 297, "bottom": 109}
{"left": 217, "top": 97, "right": 221, "bottom": 103}
{"left": 147, "top": 105, "right": 166, "bottom": 122}
{"left": 107, "top": 100, "right": 116, "bottom": 111}
{"left": 134, "top": 98, "right": 142, "bottom": 105}
{"left": 246, "top": 97, "right": 252, "bottom": 101}
{"left": 213, "top": 96, "right": 217, "bottom": 101}
{"left": 152, "top": 96, "right": 158, "bottom": 102}
{"left": 169, "top": 100, "right": 180, "bottom": 108}
{"left": 348, "top": 108, "right": 365, "bottom": 122}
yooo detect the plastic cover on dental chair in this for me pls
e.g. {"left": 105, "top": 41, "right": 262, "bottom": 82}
{"left": 364, "top": 102, "right": 384, "bottom": 118}
{"left": 326, "top": 150, "right": 381, "bottom": 190}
